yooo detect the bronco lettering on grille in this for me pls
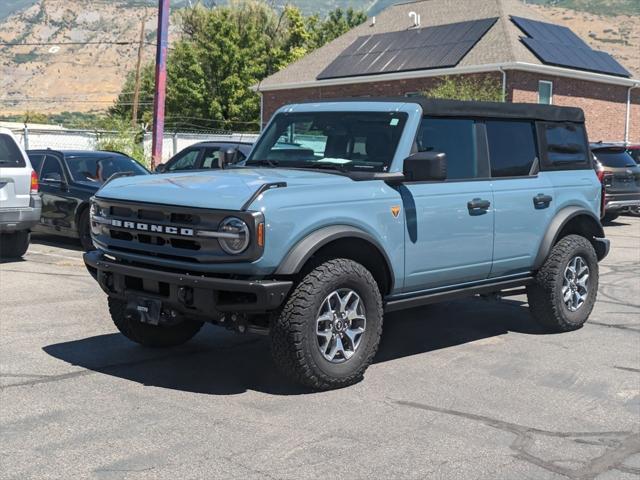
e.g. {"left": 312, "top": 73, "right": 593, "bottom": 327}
{"left": 110, "top": 219, "right": 194, "bottom": 237}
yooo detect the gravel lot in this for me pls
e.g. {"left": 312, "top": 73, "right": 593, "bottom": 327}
{"left": 1, "top": 217, "right": 639, "bottom": 480}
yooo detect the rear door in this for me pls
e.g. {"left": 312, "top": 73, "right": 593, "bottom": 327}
{"left": 0, "top": 132, "right": 32, "bottom": 209}
{"left": 486, "top": 120, "right": 555, "bottom": 277}
{"left": 403, "top": 117, "right": 494, "bottom": 291}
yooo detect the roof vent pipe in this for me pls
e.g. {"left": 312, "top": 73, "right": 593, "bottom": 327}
{"left": 371, "top": 16, "right": 376, "bottom": 27}
{"left": 409, "top": 11, "right": 420, "bottom": 28}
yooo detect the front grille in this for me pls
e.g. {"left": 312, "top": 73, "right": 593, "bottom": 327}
{"left": 92, "top": 198, "right": 263, "bottom": 264}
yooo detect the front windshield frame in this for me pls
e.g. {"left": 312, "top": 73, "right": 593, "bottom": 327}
{"left": 245, "top": 111, "right": 409, "bottom": 173}
{"left": 66, "top": 154, "right": 149, "bottom": 183}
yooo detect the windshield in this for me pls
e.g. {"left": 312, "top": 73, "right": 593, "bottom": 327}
{"left": 246, "top": 111, "right": 408, "bottom": 172}
{"left": 66, "top": 154, "right": 148, "bottom": 183}
{"left": 593, "top": 150, "right": 636, "bottom": 168}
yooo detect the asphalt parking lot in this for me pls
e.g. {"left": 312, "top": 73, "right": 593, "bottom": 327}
{"left": 1, "top": 217, "right": 639, "bottom": 480}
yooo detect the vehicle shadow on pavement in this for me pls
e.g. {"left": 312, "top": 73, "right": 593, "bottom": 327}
{"left": 43, "top": 297, "right": 548, "bottom": 396}
{"left": 31, "top": 233, "right": 84, "bottom": 252}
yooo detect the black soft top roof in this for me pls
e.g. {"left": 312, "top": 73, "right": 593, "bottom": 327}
{"left": 300, "top": 97, "right": 585, "bottom": 123}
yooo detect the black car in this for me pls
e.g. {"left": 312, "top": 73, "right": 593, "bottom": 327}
{"left": 27, "top": 149, "right": 149, "bottom": 250}
{"left": 155, "top": 141, "right": 253, "bottom": 173}
{"left": 591, "top": 143, "right": 640, "bottom": 221}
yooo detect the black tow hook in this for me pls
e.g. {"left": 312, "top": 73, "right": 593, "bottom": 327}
{"left": 177, "top": 286, "right": 194, "bottom": 306}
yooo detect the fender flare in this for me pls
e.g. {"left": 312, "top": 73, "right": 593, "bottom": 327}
{"left": 533, "top": 206, "right": 604, "bottom": 270}
{"left": 275, "top": 225, "right": 395, "bottom": 289}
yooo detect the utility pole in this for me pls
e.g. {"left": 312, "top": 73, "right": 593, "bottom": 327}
{"left": 151, "top": 0, "right": 170, "bottom": 169}
{"left": 131, "top": 15, "right": 147, "bottom": 129}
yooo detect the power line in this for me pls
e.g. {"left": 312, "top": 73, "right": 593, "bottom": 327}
{"left": 0, "top": 41, "right": 158, "bottom": 47}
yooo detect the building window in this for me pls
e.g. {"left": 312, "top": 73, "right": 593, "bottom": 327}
{"left": 538, "top": 80, "right": 553, "bottom": 105}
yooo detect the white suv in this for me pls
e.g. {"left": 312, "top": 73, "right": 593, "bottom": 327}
{"left": 0, "top": 128, "right": 41, "bottom": 259}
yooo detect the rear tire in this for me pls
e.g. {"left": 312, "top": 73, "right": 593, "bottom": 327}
{"left": 527, "top": 235, "right": 598, "bottom": 332}
{"left": 108, "top": 297, "right": 203, "bottom": 348}
{"left": 0, "top": 231, "right": 30, "bottom": 259}
{"left": 270, "top": 258, "right": 383, "bottom": 390}
{"left": 78, "top": 208, "right": 94, "bottom": 251}
{"left": 602, "top": 212, "right": 619, "bottom": 223}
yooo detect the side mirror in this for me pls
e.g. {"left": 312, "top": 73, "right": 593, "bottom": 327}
{"left": 155, "top": 163, "right": 167, "bottom": 173}
{"left": 403, "top": 151, "right": 447, "bottom": 182}
{"left": 219, "top": 148, "right": 238, "bottom": 169}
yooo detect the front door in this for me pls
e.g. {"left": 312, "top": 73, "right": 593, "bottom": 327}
{"left": 402, "top": 117, "right": 494, "bottom": 292}
{"left": 38, "top": 155, "right": 74, "bottom": 231}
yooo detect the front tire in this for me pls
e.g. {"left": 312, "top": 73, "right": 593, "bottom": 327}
{"left": 0, "top": 231, "right": 30, "bottom": 259}
{"left": 108, "top": 297, "right": 203, "bottom": 348}
{"left": 270, "top": 258, "right": 383, "bottom": 390}
{"left": 78, "top": 208, "right": 94, "bottom": 251}
{"left": 527, "top": 235, "right": 599, "bottom": 332}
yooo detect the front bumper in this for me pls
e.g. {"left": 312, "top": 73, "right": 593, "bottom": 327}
{"left": 0, "top": 195, "right": 42, "bottom": 232}
{"left": 84, "top": 250, "right": 293, "bottom": 317}
{"left": 593, "top": 237, "right": 610, "bottom": 261}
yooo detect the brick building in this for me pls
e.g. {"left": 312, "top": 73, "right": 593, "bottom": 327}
{"left": 256, "top": 0, "right": 639, "bottom": 143}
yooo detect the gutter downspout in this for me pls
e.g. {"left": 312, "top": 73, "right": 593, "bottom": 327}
{"left": 259, "top": 91, "right": 264, "bottom": 132}
{"left": 624, "top": 84, "right": 638, "bottom": 145}
{"left": 499, "top": 67, "right": 507, "bottom": 102}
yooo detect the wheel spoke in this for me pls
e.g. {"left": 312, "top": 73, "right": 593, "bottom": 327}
{"left": 344, "top": 327, "right": 364, "bottom": 349}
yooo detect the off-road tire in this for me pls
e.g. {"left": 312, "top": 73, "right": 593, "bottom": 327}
{"left": 108, "top": 297, "right": 203, "bottom": 348}
{"left": 270, "top": 258, "right": 383, "bottom": 390}
{"left": 527, "top": 235, "right": 598, "bottom": 332}
{"left": 78, "top": 208, "right": 94, "bottom": 251}
{"left": 602, "top": 212, "right": 619, "bottom": 223}
{"left": 0, "top": 231, "right": 30, "bottom": 259}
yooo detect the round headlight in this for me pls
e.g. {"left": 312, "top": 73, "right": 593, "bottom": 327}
{"left": 218, "top": 217, "right": 250, "bottom": 255}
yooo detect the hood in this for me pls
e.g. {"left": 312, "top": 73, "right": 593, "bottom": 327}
{"left": 95, "top": 168, "right": 351, "bottom": 210}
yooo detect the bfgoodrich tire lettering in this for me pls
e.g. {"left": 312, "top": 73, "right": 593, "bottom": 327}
{"left": 108, "top": 297, "right": 203, "bottom": 348}
{"left": 270, "top": 258, "right": 383, "bottom": 390}
{"left": 527, "top": 235, "right": 599, "bottom": 332}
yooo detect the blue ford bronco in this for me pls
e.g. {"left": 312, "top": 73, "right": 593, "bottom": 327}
{"left": 84, "top": 98, "right": 609, "bottom": 390}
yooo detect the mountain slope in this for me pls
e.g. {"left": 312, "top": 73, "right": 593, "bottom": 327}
{"left": 0, "top": 0, "right": 637, "bottom": 116}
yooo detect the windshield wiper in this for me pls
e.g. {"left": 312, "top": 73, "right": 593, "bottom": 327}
{"left": 301, "top": 162, "right": 349, "bottom": 173}
{"left": 246, "top": 159, "right": 278, "bottom": 167}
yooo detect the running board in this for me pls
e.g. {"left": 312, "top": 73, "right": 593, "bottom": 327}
{"left": 384, "top": 277, "right": 534, "bottom": 313}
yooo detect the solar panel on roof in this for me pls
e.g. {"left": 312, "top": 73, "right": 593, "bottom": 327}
{"left": 317, "top": 18, "right": 498, "bottom": 80}
{"left": 511, "top": 16, "right": 631, "bottom": 78}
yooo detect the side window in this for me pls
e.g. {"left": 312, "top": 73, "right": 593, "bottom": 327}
{"left": 168, "top": 149, "right": 199, "bottom": 171}
{"left": 40, "top": 156, "right": 64, "bottom": 182}
{"left": 538, "top": 81, "right": 553, "bottom": 105}
{"left": 418, "top": 118, "right": 480, "bottom": 180}
{"left": 28, "top": 154, "right": 45, "bottom": 174}
{"left": 201, "top": 148, "right": 221, "bottom": 169}
{"left": 486, "top": 121, "right": 538, "bottom": 177}
{"left": 0, "top": 134, "right": 26, "bottom": 168}
{"left": 540, "top": 122, "right": 589, "bottom": 168}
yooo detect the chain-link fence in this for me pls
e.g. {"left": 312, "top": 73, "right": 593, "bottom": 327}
{"left": 11, "top": 127, "right": 259, "bottom": 162}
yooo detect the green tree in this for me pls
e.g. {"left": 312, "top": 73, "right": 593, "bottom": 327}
{"left": 422, "top": 76, "right": 503, "bottom": 102}
{"left": 306, "top": 8, "right": 367, "bottom": 50}
{"left": 110, "top": 2, "right": 367, "bottom": 133}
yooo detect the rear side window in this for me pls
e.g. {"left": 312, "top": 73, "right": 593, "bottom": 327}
{"left": 539, "top": 122, "right": 589, "bottom": 169}
{"left": 486, "top": 121, "right": 538, "bottom": 177}
{"left": 40, "top": 156, "right": 65, "bottom": 182}
{"left": 0, "top": 133, "right": 26, "bottom": 168}
{"left": 418, "top": 118, "right": 481, "bottom": 180}
{"left": 594, "top": 150, "right": 636, "bottom": 168}
{"left": 28, "top": 154, "right": 45, "bottom": 174}
{"left": 168, "top": 149, "right": 199, "bottom": 171}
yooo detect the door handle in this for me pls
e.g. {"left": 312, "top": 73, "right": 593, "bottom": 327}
{"left": 467, "top": 198, "right": 491, "bottom": 210}
{"left": 533, "top": 193, "right": 553, "bottom": 208}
